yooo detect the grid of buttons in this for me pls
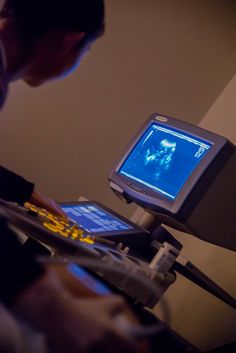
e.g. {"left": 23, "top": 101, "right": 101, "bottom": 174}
{"left": 62, "top": 204, "right": 133, "bottom": 233}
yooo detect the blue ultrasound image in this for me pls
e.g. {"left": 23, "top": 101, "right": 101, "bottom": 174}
{"left": 144, "top": 138, "right": 176, "bottom": 179}
{"left": 119, "top": 123, "right": 212, "bottom": 199}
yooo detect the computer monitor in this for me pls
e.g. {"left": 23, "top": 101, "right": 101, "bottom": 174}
{"left": 109, "top": 113, "right": 236, "bottom": 250}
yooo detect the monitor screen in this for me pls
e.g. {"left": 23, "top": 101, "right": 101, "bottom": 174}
{"left": 118, "top": 123, "right": 213, "bottom": 199}
{"left": 61, "top": 203, "right": 133, "bottom": 233}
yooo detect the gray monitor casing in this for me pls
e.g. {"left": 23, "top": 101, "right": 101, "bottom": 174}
{"left": 109, "top": 113, "right": 236, "bottom": 251}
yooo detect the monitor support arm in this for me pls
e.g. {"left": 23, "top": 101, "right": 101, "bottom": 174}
{"left": 131, "top": 208, "right": 236, "bottom": 310}
{"left": 173, "top": 256, "right": 236, "bottom": 310}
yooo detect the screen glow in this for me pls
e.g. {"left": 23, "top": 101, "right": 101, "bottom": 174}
{"left": 119, "top": 123, "right": 212, "bottom": 199}
{"left": 61, "top": 203, "right": 133, "bottom": 233}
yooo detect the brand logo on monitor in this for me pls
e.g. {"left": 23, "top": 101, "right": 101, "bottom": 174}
{"left": 155, "top": 115, "right": 168, "bottom": 122}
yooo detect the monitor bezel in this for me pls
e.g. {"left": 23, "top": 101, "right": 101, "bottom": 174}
{"left": 60, "top": 200, "right": 146, "bottom": 237}
{"left": 108, "top": 113, "right": 228, "bottom": 216}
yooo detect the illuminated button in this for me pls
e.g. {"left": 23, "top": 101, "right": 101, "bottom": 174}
{"left": 38, "top": 210, "right": 48, "bottom": 217}
{"left": 46, "top": 214, "right": 57, "bottom": 221}
{"left": 61, "top": 221, "right": 70, "bottom": 227}
{"left": 58, "top": 229, "right": 70, "bottom": 237}
{"left": 51, "top": 220, "right": 65, "bottom": 230}
{"left": 80, "top": 236, "right": 94, "bottom": 245}
{"left": 43, "top": 222, "right": 59, "bottom": 233}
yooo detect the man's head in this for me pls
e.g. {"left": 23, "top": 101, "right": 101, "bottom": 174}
{"left": 0, "top": 0, "right": 105, "bottom": 85}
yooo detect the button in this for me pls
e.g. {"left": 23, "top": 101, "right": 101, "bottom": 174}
{"left": 130, "top": 184, "right": 145, "bottom": 193}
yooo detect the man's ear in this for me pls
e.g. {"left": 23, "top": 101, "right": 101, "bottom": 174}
{"left": 63, "top": 32, "right": 86, "bottom": 51}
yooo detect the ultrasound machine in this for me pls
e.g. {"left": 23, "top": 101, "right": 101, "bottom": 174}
{"left": 0, "top": 113, "right": 235, "bottom": 352}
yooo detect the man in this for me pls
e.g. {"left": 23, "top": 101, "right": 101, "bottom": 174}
{"left": 0, "top": 1, "right": 144, "bottom": 352}
{"left": 0, "top": 0, "right": 104, "bottom": 216}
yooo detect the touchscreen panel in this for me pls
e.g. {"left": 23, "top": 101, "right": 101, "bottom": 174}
{"left": 61, "top": 203, "right": 133, "bottom": 233}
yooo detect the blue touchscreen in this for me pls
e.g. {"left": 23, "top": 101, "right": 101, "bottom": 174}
{"left": 61, "top": 203, "right": 133, "bottom": 233}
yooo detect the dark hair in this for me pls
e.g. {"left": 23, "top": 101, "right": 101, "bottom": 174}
{"left": 1, "top": 0, "right": 104, "bottom": 42}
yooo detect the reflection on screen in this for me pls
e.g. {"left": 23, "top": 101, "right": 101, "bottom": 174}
{"left": 68, "top": 264, "right": 111, "bottom": 295}
{"left": 61, "top": 204, "right": 133, "bottom": 233}
{"left": 119, "top": 123, "right": 212, "bottom": 199}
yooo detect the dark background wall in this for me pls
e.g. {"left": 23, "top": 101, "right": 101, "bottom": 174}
{"left": 0, "top": 1, "right": 235, "bottom": 349}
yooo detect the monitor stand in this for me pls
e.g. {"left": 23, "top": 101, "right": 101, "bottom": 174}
{"left": 131, "top": 208, "right": 236, "bottom": 310}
